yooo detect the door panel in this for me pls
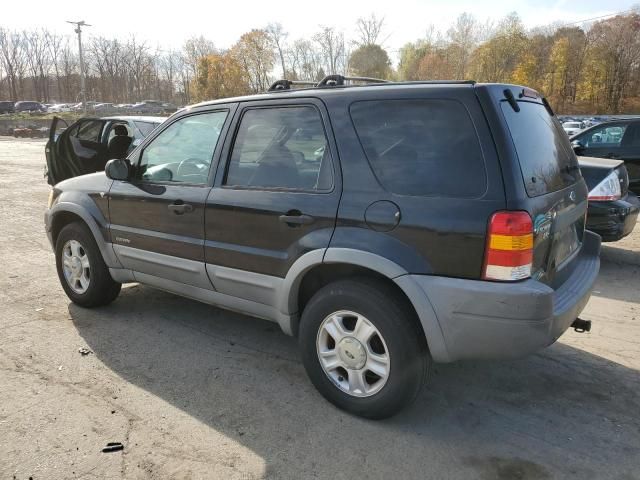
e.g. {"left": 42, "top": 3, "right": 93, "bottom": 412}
{"left": 109, "top": 182, "right": 212, "bottom": 288}
{"left": 204, "top": 188, "right": 339, "bottom": 277}
{"left": 46, "top": 118, "right": 107, "bottom": 183}
{"left": 205, "top": 100, "right": 341, "bottom": 288}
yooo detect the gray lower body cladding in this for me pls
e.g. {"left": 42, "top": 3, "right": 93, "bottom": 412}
{"left": 405, "top": 230, "right": 601, "bottom": 362}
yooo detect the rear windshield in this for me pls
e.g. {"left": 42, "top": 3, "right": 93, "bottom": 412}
{"left": 350, "top": 99, "right": 487, "bottom": 198}
{"left": 501, "top": 101, "right": 579, "bottom": 196}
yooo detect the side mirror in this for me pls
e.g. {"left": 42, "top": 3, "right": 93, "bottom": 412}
{"left": 105, "top": 158, "right": 130, "bottom": 181}
{"left": 571, "top": 140, "right": 583, "bottom": 152}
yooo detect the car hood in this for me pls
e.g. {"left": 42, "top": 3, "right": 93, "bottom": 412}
{"left": 55, "top": 171, "right": 112, "bottom": 192}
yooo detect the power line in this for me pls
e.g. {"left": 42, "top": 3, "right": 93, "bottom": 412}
{"left": 557, "top": 8, "right": 638, "bottom": 27}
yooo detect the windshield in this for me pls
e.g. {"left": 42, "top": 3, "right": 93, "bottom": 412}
{"left": 501, "top": 101, "right": 580, "bottom": 197}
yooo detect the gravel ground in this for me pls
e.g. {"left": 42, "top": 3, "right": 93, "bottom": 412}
{"left": 0, "top": 137, "right": 639, "bottom": 480}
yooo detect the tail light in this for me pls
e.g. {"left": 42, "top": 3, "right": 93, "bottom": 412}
{"left": 482, "top": 211, "right": 533, "bottom": 281}
{"left": 588, "top": 170, "right": 622, "bottom": 201}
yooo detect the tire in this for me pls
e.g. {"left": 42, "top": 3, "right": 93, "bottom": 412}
{"left": 55, "top": 222, "right": 121, "bottom": 307}
{"left": 299, "top": 277, "right": 431, "bottom": 419}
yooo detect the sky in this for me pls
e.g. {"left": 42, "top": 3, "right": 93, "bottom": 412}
{"left": 2, "top": 0, "right": 637, "bottom": 55}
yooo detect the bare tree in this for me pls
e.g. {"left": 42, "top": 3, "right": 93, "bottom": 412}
{"left": 46, "top": 31, "right": 64, "bottom": 101}
{"left": 446, "top": 13, "right": 480, "bottom": 78}
{"left": 183, "top": 36, "right": 216, "bottom": 82}
{"left": 0, "top": 28, "right": 27, "bottom": 100}
{"left": 314, "top": 26, "right": 346, "bottom": 75}
{"left": 266, "top": 23, "right": 288, "bottom": 78}
{"left": 24, "top": 30, "right": 53, "bottom": 100}
{"left": 355, "top": 14, "right": 387, "bottom": 46}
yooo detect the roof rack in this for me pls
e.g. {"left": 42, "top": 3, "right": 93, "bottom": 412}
{"left": 267, "top": 77, "right": 475, "bottom": 93}
{"left": 268, "top": 79, "right": 317, "bottom": 92}
{"left": 316, "top": 75, "right": 390, "bottom": 87}
{"left": 268, "top": 75, "right": 390, "bottom": 92}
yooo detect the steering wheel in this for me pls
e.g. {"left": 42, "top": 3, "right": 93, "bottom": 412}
{"left": 176, "top": 157, "right": 205, "bottom": 178}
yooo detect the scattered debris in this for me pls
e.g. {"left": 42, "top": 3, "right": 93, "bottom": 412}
{"left": 102, "top": 442, "right": 124, "bottom": 453}
{"left": 78, "top": 347, "right": 93, "bottom": 356}
{"left": 58, "top": 365, "right": 63, "bottom": 371}
{"left": 35, "top": 308, "right": 43, "bottom": 312}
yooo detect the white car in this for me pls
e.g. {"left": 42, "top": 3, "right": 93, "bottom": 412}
{"left": 48, "top": 103, "right": 72, "bottom": 113}
{"left": 562, "top": 121, "right": 585, "bottom": 136}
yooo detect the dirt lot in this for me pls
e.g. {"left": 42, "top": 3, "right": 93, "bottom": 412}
{"left": 1, "top": 137, "right": 639, "bottom": 480}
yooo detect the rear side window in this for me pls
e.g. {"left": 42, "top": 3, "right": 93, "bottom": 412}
{"left": 224, "top": 106, "right": 333, "bottom": 191}
{"left": 501, "top": 101, "right": 579, "bottom": 196}
{"left": 349, "top": 99, "right": 487, "bottom": 197}
{"left": 134, "top": 121, "right": 159, "bottom": 137}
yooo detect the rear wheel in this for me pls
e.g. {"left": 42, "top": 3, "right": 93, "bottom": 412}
{"left": 55, "top": 222, "right": 121, "bottom": 307}
{"left": 299, "top": 278, "right": 430, "bottom": 419}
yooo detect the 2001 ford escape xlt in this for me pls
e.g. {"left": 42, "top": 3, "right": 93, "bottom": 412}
{"left": 45, "top": 77, "right": 600, "bottom": 419}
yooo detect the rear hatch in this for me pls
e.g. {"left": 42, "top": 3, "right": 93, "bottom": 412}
{"left": 494, "top": 87, "right": 588, "bottom": 286}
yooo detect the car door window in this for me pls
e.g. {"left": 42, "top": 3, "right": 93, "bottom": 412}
{"left": 138, "top": 111, "right": 227, "bottom": 185}
{"left": 580, "top": 124, "right": 628, "bottom": 148}
{"left": 76, "top": 120, "right": 104, "bottom": 142}
{"left": 224, "top": 106, "right": 333, "bottom": 191}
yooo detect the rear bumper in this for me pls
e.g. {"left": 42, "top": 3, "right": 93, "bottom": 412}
{"left": 586, "top": 194, "right": 639, "bottom": 242}
{"left": 404, "top": 230, "right": 601, "bottom": 362}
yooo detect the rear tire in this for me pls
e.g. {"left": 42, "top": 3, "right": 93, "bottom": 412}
{"left": 299, "top": 277, "right": 430, "bottom": 419}
{"left": 55, "top": 222, "right": 121, "bottom": 307}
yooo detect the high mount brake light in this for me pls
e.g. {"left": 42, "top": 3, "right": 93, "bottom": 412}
{"left": 482, "top": 211, "right": 533, "bottom": 281}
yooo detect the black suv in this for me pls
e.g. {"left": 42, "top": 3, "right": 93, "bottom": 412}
{"left": 45, "top": 78, "right": 600, "bottom": 419}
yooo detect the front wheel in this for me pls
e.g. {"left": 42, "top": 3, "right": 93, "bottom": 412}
{"left": 299, "top": 278, "right": 430, "bottom": 419}
{"left": 55, "top": 222, "right": 121, "bottom": 307}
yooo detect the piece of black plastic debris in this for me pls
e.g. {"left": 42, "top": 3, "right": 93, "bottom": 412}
{"left": 102, "top": 442, "right": 124, "bottom": 453}
{"left": 78, "top": 347, "right": 93, "bottom": 356}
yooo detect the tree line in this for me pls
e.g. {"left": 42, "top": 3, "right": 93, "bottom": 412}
{"left": 1, "top": 10, "right": 639, "bottom": 113}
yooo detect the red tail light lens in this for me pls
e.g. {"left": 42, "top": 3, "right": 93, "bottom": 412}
{"left": 482, "top": 211, "right": 533, "bottom": 281}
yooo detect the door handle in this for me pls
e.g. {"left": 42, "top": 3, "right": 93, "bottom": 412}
{"left": 279, "top": 212, "right": 315, "bottom": 226}
{"left": 168, "top": 202, "right": 193, "bottom": 215}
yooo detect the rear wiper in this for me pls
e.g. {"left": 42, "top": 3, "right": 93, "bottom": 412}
{"left": 503, "top": 89, "right": 520, "bottom": 112}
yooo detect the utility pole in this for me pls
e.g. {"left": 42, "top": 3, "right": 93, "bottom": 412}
{"left": 67, "top": 20, "right": 91, "bottom": 114}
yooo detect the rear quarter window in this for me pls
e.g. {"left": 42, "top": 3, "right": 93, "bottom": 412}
{"left": 349, "top": 99, "right": 487, "bottom": 198}
{"left": 134, "top": 121, "right": 160, "bottom": 137}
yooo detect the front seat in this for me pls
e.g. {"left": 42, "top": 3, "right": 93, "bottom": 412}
{"left": 249, "top": 144, "right": 300, "bottom": 188}
{"left": 107, "top": 125, "right": 133, "bottom": 159}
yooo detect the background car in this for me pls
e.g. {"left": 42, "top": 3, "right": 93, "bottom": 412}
{"left": 48, "top": 103, "right": 72, "bottom": 113}
{"left": 94, "top": 103, "right": 117, "bottom": 114}
{"left": 14, "top": 101, "right": 46, "bottom": 113}
{"left": 0, "top": 101, "right": 15, "bottom": 114}
{"left": 45, "top": 115, "right": 167, "bottom": 185}
{"left": 579, "top": 156, "right": 639, "bottom": 241}
{"left": 130, "top": 100, "right": 165, "bottom": 114}
{"left": 562, "top": 121, "right": 585, "bottom": 136}
{"left": 572, "top": 119, "right": 640, "bottom": 193}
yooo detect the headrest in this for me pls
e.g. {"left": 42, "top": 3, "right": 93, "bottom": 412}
{"left": 114, "top": 124, "right": 128, "bottom": 136}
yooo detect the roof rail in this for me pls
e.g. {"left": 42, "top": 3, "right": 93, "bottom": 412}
{"left": 268, "top": 79, "right": 317, "bottom": 92}
{"left": 266, "top": 77, "right": 475, "bottom": 93}
{"left": 316, "top": 75, "right": 389, "bottom": 87}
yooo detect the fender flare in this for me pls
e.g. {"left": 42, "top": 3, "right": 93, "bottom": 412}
{"left": 47, "top": 202, "right": 122, "bottom": 268}
{"left": 280, "top": 247, "right": 450, "bottom": 362}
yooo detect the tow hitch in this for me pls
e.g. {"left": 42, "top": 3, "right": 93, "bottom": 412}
{"left": 571, "top": 318, "right": 591, "bottom": 333}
